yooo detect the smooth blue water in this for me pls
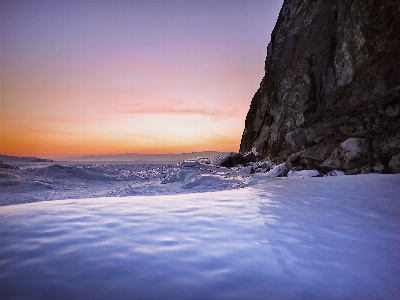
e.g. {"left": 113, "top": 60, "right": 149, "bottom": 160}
{"left": 1, "top": 176, "right": 400, "bottom": 300}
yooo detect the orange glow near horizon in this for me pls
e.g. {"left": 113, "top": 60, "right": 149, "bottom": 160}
{"left": 0, "top": 127, "right": 241, "bottom": 158}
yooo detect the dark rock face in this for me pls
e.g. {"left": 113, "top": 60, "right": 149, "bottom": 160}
{"left": 217, "top": 152, "right": 264, "bottom": 168}
{"left": 218, "top": 153, "right": 245, "bottom": 168}
{"left": 240, "top": 0, "right": 400, "bottom": 173}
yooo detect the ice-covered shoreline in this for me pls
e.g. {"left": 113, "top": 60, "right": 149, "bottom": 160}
{"left": 0, "top": 152, "right": 396, "bottom": 207}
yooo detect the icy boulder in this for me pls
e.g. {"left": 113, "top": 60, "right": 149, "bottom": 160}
{"left": 287, "top": 170, "right": 320, "bottom": 178}
{"left": 389, "top": 152, "right": 400, "bottom": 173}
{"left": 240, "top": 166, "right": 255, "bottom": 174}
{"left": 161, "top": 169, "right": 199, "bottom": 184}
{"left": 340, "top": 138, "right": 370, "bottom": 162}
{"left": 265, "top": 162, "right": 292, "bottom": 177}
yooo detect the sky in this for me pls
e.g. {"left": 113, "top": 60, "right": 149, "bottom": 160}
{"left": 0, "top": 0, "right": 283, "bottom": 158}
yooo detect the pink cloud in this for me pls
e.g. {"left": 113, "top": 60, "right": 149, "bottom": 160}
{"left": 91, "top": 94, "right": 244, "bottom": 118}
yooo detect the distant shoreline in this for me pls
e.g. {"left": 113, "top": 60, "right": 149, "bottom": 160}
{"left": 1, "top": 151, "right": 229, "bottom": 165}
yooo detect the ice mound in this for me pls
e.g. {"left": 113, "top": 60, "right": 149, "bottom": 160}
{"left": 161, "top": 159, "right": 250, "bottom": 191}
{"left": 0, "top": 153, "right": 362, "bottom": 206}
{"left": 0, "top": 173, "right": 20, "bottom": 187}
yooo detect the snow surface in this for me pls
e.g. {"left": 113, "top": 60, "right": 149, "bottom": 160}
{"left": 1, "top": 155, "right": 400, "bottom": 299}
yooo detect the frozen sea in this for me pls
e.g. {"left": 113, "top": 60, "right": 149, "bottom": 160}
{"left": 0, "top": 155, "right": 259, "bottom": 206}
{"left": 1, "top": 156, "right": 400, "bottom": 299}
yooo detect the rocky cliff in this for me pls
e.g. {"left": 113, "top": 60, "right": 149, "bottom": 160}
{"left": 240, "top": 0, "right": 400, "bottom": 174}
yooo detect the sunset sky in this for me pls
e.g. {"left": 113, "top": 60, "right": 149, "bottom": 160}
{"left": 0, "top": 0, "right": 283, "bottom": 158}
